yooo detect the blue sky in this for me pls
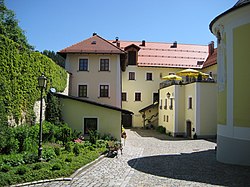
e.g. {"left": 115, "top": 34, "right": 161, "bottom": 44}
{"left": 5, "top": 0, "right": 236, "bottom": 52}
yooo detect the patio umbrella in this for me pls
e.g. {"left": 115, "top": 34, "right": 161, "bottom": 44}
{"left": 176, "top": 68, "right": 201, "bottom": 77}
{"left": 162, "top": 74, "right": 182, "bottom": 81}
{"left": 199, "top": 72, "right": 209, "bottom": 78}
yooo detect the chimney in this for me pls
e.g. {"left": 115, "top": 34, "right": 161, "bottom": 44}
{"left": 116, "top": 41, "right": 120, "bottom": 48}
{"left": 208, "top": 41, "right": 214, "bottom": 55}
{"left": 170, "top": 41, "right": 177, "bottom": 48}
{"left": 140, "top": 40, "right": 146, "bottom": 46}
{"left": 92, "top": 32, "right": 97, "bottom": 36}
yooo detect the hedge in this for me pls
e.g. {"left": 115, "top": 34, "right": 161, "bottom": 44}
{"left": 0, "top": 34, "right": 67, "bottom": 125}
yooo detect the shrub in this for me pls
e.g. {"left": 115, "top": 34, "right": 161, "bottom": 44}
{"left": 2, "top": 154, "right": 24, "bottom": 167}
{"left": 42, "top": 148, "right": 56, "bottom": 161}
{"left": 33, "top": 163, "right": 43, "bottom": 170}
{"left": 64, "top": 142, "right": 72, "bottom": 152}
{"left": 54, "top": 147, "right": 61, "bottom": 156}
{"left": 23, "top": 152, "right": 38, "bottom": 164}
{"left": 96, "top": 140, "right": 106, "bottom": 148}
{"left": 156, "top": 126, "right": 166, "bottom": 134}
{"left": 89, "top": 130, "right": 99, "bottom": 144}
{"left": 101, "top": 134, "right": 115, "bottom": 141}
{"left": 23, "top": 137, "right": 37, "bottom": 152}
{"left": 51, "top": 163, "right": 61, "bottom": 171}
{"left": 73, "top": 144, "right": 80, "bottom": 156}
{"left": 65, "top": 157, "right": 72, "bottom": 162}
{"left": 14, "top": 125, "right": 29, "bottom": 152}
{"left": 16, "top": 166, "right": 28, "bottom": 175}
{"left": 1, "top": 165, "right": 11, "bottom": 172}
{"left": 56, "top": 124, "right": 72, "bottom": 145}
{"left": 4, "top": 137, "right": 19, "bottom": 154}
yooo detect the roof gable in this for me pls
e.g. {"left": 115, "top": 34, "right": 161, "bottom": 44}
{"left": 124, "top": 44, "right": 141, "bottom": 51}
{"left": 59, "top": 34, "right": 125, "bottom": 55}
{"left": 203, "top": 48, "right": 217, "bottom": 68}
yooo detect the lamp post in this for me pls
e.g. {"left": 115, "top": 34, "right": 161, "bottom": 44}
{"left": 38, "top": 73, "right": 47, "bottom": 161}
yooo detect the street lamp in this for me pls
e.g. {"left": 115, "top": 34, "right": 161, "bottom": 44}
{"left": 38, "top": 73, "right": 47, "bottom": 161}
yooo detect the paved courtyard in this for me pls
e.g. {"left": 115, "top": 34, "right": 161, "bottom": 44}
{"left": 15, "top": 129, "right": 250, "bottom": 187}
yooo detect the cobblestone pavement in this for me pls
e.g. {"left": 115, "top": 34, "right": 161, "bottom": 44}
{"left": 16, "top": 129, "right": 250, "bottom": 187}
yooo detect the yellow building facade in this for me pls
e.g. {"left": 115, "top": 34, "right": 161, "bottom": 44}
{"left": 210, "top": 0, "right": 250, "bottom": 165}
{"left": 159, "top": 82, "right": 217, "bottom": 138}
{"left": 57, "top": 94, "right": 132, "bottom": 140}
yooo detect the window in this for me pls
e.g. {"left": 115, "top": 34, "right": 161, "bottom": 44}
{"left": 169, "top": 98, "right": 173, "bottom": 110}
{"left": 135, "top": 92, "right": 141, "bottom": 101}
{"left": 146, "top": 72, "right": 153, "bottom": 81}
{"left": 100, "top": 59, "right": 109, "bottom": 71}
{"left": 79, "top": 59, "right": 88, "bottom": 71}
{"left": 159, "top": 99, "right": 162, "bottom": 109}
{"left": 153, "top": 93, "right": 159, "bottom": 103}
{"left": 78, "top": 85, "right": 87, "bottom": 97}
{"left": 188, "top": 97, "right": 192, "bottom": 109}
{"left": 166, "top": 115, "right": 169, "bottom": 122}
{"left": 122, "top": 92, "right": 127, "bottom": 101}
{"left": 164, "top": 99, "right": 168, "bottom": 110}
{"left": 100, "top": 85, "right": 109, "bottom": 97}
{"left": 128, "top": 51, "right": 136, "bottom": 65}
{"left": 129, "top": 72, "right": 135, "bottom": 80}
{"left": 84, "top": 118, "right": 97, "bottom": 134}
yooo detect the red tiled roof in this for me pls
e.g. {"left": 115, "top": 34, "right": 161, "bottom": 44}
{"left": 59, "top": 35, "right": 125, "bottom": 54}
{"left": 113, "top": 40, "right": 209, "bottom": 69}
{"left": 203, "top": 48, "right": 217, "bottom": 68}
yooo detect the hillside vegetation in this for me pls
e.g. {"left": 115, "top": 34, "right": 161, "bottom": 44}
{"left": 0, "top": 0, "right": 67, "bottom": 125}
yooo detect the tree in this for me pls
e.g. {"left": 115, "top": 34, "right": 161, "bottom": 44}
{"left": 0, "top": 0, "right": 33, "bottom": 50}
{"left": 41, "top": 50, "right": 65, "bottom": 68}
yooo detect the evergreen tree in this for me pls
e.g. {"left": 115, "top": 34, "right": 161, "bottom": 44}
{"left": 0, "top": 0, "right": 33, "bottom": 50}
{"left": 41, "top": 50, "right": 65, "bottom": 68}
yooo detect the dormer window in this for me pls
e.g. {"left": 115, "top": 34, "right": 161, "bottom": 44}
{"left": 128, "top": 51, "right": 136, "bottom": 65}
{"left": 124, "top": 44, "right": 140, "bottom": 66}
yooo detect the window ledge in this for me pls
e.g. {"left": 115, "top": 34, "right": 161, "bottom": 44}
{"left": 98, "top": 70, "right": 111, "bottom": 72}
{"left": 77, "top": 70, "right": 89, "bottom": 72}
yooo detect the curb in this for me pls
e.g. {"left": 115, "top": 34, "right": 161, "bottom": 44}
{"left": 70, "top": 154, "right": 105, "bottom": 178}
{"left": 10, "top": 178, "right": 72, "bottom": 187}
{"left": 10, "top": 154, "right": 105, "bottom": 187}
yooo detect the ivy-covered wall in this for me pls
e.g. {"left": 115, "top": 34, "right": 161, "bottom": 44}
{"left": 0, "top": 34, "right": 67, "bottom": 125}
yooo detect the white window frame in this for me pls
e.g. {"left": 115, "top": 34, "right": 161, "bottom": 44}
{"left": 99, "top": 57, "right": 110, "bottom": 72}
{"left": 122, "top": 92, "right": 128, "bottom": 102}
{"left": 145, "top": 71, "right": 153, "bottom": 81}
{"left": 78, "top": 57, "right": 89, "bottom": 71}
{"left": 98, "top": 83, "right": 110, "bottom": 98}
{"left": 128, "top": 71, "right": 136, "bottom": 80}
{"left": 82, "top": 116, "right": 99, "bottom": 134}
{"left": 134, "top": 91, "right": 142, "bottom": 102}
{"left": 77, "top": 83, "right": 88, "bottom": 98}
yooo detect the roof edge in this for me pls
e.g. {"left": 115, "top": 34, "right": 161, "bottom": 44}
{"left": 55, "top": 93, "right": 133, "bottom": 114}
{"left": 209, "top": 2, "right": 250, "bottom": 33}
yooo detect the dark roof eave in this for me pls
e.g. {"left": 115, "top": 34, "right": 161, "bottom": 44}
{"left": 209, "top": 2, "right": 250, "bottom": 33}
{"left": 55, "top": 93, "right": 133, "bottom": 115}
{"left": 139, "top": 102, "right": 158, "bottom": 113}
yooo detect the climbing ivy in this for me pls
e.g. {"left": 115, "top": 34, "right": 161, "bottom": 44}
{"left": 0, "top": 34, "right": 67, "bottom": 125}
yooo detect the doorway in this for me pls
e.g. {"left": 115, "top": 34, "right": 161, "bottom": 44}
{"left": 186, "top": 120, "right": 192, "bottom": 138}
{"left": 122, "top": 113, "right": 132, "bottom": 128}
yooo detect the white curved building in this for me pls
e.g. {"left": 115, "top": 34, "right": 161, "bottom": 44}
{"left": 210, "top": 0, "right": 250, "bottom": 166}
